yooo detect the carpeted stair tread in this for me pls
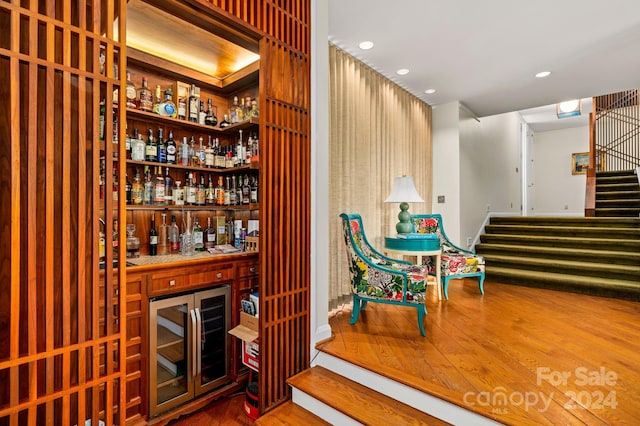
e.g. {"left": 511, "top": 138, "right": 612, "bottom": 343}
{"left": 286, "top": 366, "right": 449, "bottom": 425}
{"left": 479, "top": 233, "right": 640, "bottom": 249}
{"left": 487, "top": 216, "right": 639, "bottom": 227}
{"left": 482, "top": 254, "right": 639, "bottom": 277}
{"left": 475, "top": 243, "right": 640, "bottom": 265}
{"left": 484, "top": 224, "right": 640, "bottom": 238}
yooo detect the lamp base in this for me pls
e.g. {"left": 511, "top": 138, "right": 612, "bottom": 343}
{"left": 395, "top": 202, "right": 413, "bottom": 234}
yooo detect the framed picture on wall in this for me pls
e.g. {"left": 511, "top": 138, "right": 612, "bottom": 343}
{"left": 572, "top": 151, "right": 604, "bottom": 175}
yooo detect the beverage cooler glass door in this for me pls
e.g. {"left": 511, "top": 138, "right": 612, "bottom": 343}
{"left": 194, "top": 285, "right": 232, "bottom": 396}
{"left": 149, "top": 294, "right": 194, "bottom": 417}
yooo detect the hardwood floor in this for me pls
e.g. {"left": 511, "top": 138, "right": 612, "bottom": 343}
{"left": 317, "top": 279, "right": 640, "bottom": 425}
{"left": 168, "top": 279, "right": 640, "bottom": 425}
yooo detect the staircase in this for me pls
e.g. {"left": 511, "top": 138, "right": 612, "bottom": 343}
{"left": 595, "top": 169, "right": 640, "bottom": 217}
{"left": 475, "top": 216, "right": 640, "bottom": 301}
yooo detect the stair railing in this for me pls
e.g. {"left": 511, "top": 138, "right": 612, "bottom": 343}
{"left": 585, "top": 89, "right": 640, "bottom": 216}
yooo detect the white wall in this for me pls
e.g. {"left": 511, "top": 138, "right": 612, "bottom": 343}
{"left": 459, "top": 110, "right": 522, "bottom": 247}
{"left": 432, "top": 102, "right": 461, "bottom": 244}
{"left": 533, "top": 126, "right": 589, "bottom": 214}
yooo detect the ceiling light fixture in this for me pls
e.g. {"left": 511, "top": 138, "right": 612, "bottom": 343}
{"left": 557, "top": 99, "right": 581, "bottom": 118}
{"left": 535, "top": 71, "right": 551, "bottom": 78}
{"left": 424, "top": 89, "right": 436, "bottom": 94}
{"left": 358, "top": 41, "right": 374, "bottom": 50}
{"left": 396, "top": 68, "right": 409, "bottom": 76}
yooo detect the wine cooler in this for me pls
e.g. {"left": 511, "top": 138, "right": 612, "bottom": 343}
{"left": 149, "top": 286, "right": 231, "bottom": 417}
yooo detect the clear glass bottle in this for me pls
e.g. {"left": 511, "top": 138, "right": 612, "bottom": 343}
{"left": 205, "top": 98, "right": 217, "bottom": 126}
{"left": 187, "top": 172, "right": 197, "bottom": 205}
{"left": 188, "top": 84, "right": 199, "bottom": 123}
{"left": 173, "top": 181, "right": 184, "bottom": 206}
{"left": 125, "top": 70, "right": 137, "bottom": 109}
{"left": 204, "top": 217, "right": 216, "bottom": 250}
{"left": 130, "top": 128, "right": 146, "bottom": 161}
{"left": 206, "top": 174, "right": 215, "bottom": 205}
{"left": 126, "top": 224, "right": 140, "bottom": 258}
{"left": 168, "top": 215, "right": 180, "bottom": 253}
{"left": 192, "top": 216, "right": 204, "bottom": 252}
{"left": 205, "top": 135, "right": 214, "bottom": 168}
{"left": 131, "top": 168, "right": 143, "bottom": 205}
{"left": 138, "top": 76, "right": 153, "bottom": 112}
{"left": 199, "top": 100, "right": 206, "bottom": 125}
{"left": 181, "top": 211, "right": 194, "bottom": 256}
{"left": 180, "top": 136, "right": 190, "bottom": 166}
{"left": 158, "top": 213, "right": 169, "bottom": 255}
{"left": 158, "top": 88, "right": 177, "bottom": 118}
{"left": 196, "top": 173, "right": 206, "bottom": 206}
{"left": 145, "top": 128, "right": 157, "bottom": 162}
{"left": 143, "top": 167, "right": 154, "bottom": 205}
{"left": 153, "top": 166, "right": 165, "bottom": 205}
{"left": 152, "top": 84, "right": 162, "bottom": 114}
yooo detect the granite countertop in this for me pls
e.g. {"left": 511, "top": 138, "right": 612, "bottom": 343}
{"left": 126, "top": 247, "right": 255, "bottom": 268}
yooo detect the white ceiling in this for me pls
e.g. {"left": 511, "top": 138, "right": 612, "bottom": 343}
{"left": 327, "top": 0, "right": 640, "bottom": 130}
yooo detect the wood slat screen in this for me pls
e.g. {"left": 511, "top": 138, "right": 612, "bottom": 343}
{"left": 0, "top": 0, "right": 126, "bottom": 424}
{"left": 206, "top": 0, "right": 311, "bottom": 413}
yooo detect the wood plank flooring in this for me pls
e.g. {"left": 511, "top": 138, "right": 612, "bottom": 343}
{"left": 317, "top": 279, "right": 640, "bottom": 425}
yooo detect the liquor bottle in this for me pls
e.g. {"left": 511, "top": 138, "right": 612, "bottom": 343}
{"left": 198, "top": 136, "right": 206, "bottom": 166}
{"left": 126, "top": 224, "right": 140, "bottom": 258}
{"left": 164, "top": 167, "right": 173, "bottom": 205}
{"left": 204, "top": 217, "right": 216, "bottom": 250}
{"left": 112, "top": 219, "right": 119, "bottom": 260}
{"left": 143, "top": 167, "right": 154, "bottom": 205}
{"left": 149, "top": 215, "right": 158, "bottom": 256}
{"left": 224, "top": 176, "right": 231, "bottom": 206}
{"left": 177, "top": 88, "right": 187, "bottom": 120}
{"left": 99, "top": 99, "right": 106, "bottom": 141}
{"left": 145, "top": 129, "right": 157, "bottom": 162}
{"left": 138, "top": 76, "right": 153, "bottom": 112}
{"left": 181, "top": 211, "right": 194, "bottom": 256}
{"left": 244, "top": 96, "right": 252, "bottom": 119}
{"left": 196, "top": 173, "right": 206, "bottom": 206}
{"left": 157, "top": 128, "right": 167, "bottom": 163}
{"left": 158, "top": 213, "right": 169, "bottom": 255}
{"left": 198, "top": 100, "right": 206, "bottom": 125}
{"left": 214, "top": 138, "right": 225, "bottom": 168}
{"left": 216, "top": 176, "right": 225, "bottom": 206}
{"left": 125, "top": 173, "right": 132, "bottom": 205}
{"left": 250, "top": 175, "right": 258, "bottom": 203}
{"left": 242, "top": 174, "right": 250, "bottom": 205}
{"left": 125, "top": 70, "right": 137, "bottom": 109}
{"left": 192, "top": 216, "right": 204, "bottom": 252}
{"left": 180, "top": 136, "right": 190, "bottom": 166}
{"left": 230, "top": 96, "right": 242, "bottom": 123}
{"left": 205, "top": 98, "right": 217, "bottom": 126}
{"left": 152, "top": 84, "right": 162, "bottom": 114}
{"left": 190, "top": 136, "right": 198, "bottom": 166}
{"left": 166, "top": 130, "right": 177, "bottom": 164}
{"left": 219, "top": 114, "right": 231, "bottom": 128}
{"left": 173, "top": 181, "right": 184, "bottom": 206}
{"left": 153, "top": 166, "right": 165, "bottom": 205}
{"left": 111, "top": 164, "right": 118, "bottom": 202}
{"left": 229, "top": 175, "right": 237, "bottom": 206}
{"left": 186, "top": 172, "right": 197, "bottom": 205}
{"left": 206, "top": 174, "right": 215, "bottom": 205}
{"left": 250, "top": 98, "right": 259, "bottom": 118}
{"left": 236, "top": 130, "right": 244, "bottom": 167}
{"left": 125, "top": 131, "right": 132, "bottom": 160}
{"left": 168, "top": 215, "right": 180, "bottom": 253}
{"left": 205, "top": 135, "right": 214, "bottom": 168}
{"left": 131, "top": 168, "right": 143, "bottom": 205}
{"left": 130, "top": 128, "right": 146, "bottom": 161}
{"left": 158, "top": 88, "right": 177, "bottom": 118}
{"left": 188, "top": 84, "right": 199, "bottom": 123}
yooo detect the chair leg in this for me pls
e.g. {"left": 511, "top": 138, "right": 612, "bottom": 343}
{"left": 417, "top": 305, "right": 426, "bottom": 336}
{"left": 361, "top": 300, "right": 368, "bottom": 310}
{"left": 478, "top": 273, "right": 485, "bottom": 295}
{"left": 350, "top": 295, "right": 361, "bottom": 325}
{"left": 442, "top": 277, "right": 450, "bottom": 300}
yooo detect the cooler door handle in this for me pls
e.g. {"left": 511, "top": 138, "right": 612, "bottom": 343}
{"left": 194, "top": 308, "right": 202, "bottom": 376}
{"left": 190, "top": 309, "right": 197, "bottom": 377}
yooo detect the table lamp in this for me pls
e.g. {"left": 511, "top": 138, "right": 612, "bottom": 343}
{"left": 384, "top": 176, "right": 424, "bottom": 234}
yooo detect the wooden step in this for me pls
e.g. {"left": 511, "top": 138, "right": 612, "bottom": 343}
{"left": 256, "top": 400, "right": 331, "bottom": 426}
{"left": 286, "top": 366, "right": 450, "bottom": 425}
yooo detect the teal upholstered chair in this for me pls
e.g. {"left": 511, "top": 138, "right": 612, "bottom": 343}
{"left": 410, "top": 214, "right": 485, "bottom": 299}
{"left": 339, "top": 213, "right": 429, "bottom": 336}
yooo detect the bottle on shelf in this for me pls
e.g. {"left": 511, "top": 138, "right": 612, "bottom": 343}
{"left": 250, "top": 175, "right": 258, "bottom": 204}
{"left": 206, "top": 174, "right": 215, "bottom": 205}
{"left": 181, "top": 211, "right": 194, "bottom": 256}
{"left": 224, "top": 176, "right": 231, "bottom": 206}
{"left": 112, "top": 219, "right": 119, "bottom": 260}
{"left": 125, "top": 130, "right": 132, "bottom": 160}
{"left": 226, "top": 216, "right": 235, "bottom": 247}
{"left": 250, "top": 97, "right": 259, "bottom": 118}
{"left": 125, "top": 173, "right": 132, "bottom": 205}
{"left": 112, "top": 164, "right": 118, "bottom": 202}
{"left": 229, "top": 175, "right": 237, "bottom": 206}
{"left": 145, "top": 128, "right": 157, "bottom": 162}
{"left": 180, "top": 136, "right": 190, "bottom": 166}
{"left": 168, "top": 215, "right": 180, "bottom": 253}
{"left": 158, "top": 213, "right": 169, "bottom": 255}
{"left": 216, "top": 176, "right": 224, "bottom": 206}
{"left": 143, "top": 167, "right": 154, "bottom": 205}
{"left": 164, "top": 167, "right": 173, "bottom": 205}
{"left": 188, "top": 84, "right": 199, "bottom": 123}
{"left": 196, "top": 173, "right": 206, "bottom": 206}
{"left": 214, "top": 138, "right": 225, "bottom": 168}
{"left": 192, "top": 216, "right": 204, "bottom": 252}
{"left": 138, "top": 76, "right": 153, "bottom": 112}
{"left": 152, "top": 84, "right": 162, "bottom": 114}
{"left": 125, "top": 70, "right": 137, "bottom": 109}
{"left": 205, "top": 98, "right": 217, "bottom": 127}
{"left": 173, "top": 181, "right": 184, "bottom": 206}
{"left": 157, "top": 128, "right": 167, "bottom": 163}
{"left": 131, "top": 168, "right": 143, "bottom": 205}
{"left": 244, "top": 96, "right": 252, "bottom": 119}
{"left": 242, "top": 174, "right": 250, "bottom": 205}
{"left": 166, "top": 130, "right": 177, "bottom": 164}
{"left": 149, "top": 215, "right": 158, "bottom": 256}
{"left": 230, "top": 96, "right": 242, "bottom": 123}
{"left": 130, "top": 128, "right": 146, "bottom": 161}
{"left": 158, "top": 88, "right": 177, "bottom": 118}
{"left": 177, "top": 87, "right": 187, "bottom": 120}
{"left": 205, "top": 135, "right": 214, "bottom": 168}
{"left": 236, "top": 130, "right": 244, "bottom": 167}
{"left": 198, "top": 136, "right": 206, "bottom": 166}
{"left": 190, "top": 136, "right": 198, "bottom": 167}
{"left": 199, "top": 100, "right": 206, "bottom": 125}
{"left": 126, "top": 224, "right": 140, "bottom": 258}
{"left": 153, "top": 166, "right": 165, "bottom": 205}
{"left": 204, "top": 217, "right": 216, "bottom": 250}
{"left": 219, "top": 114, "right": 231, "bottom": 128}
{"left": 186, "top": 172, "right": 197, "bottom": 205}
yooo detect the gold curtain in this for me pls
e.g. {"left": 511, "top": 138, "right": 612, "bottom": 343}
{"left": 328, "top": 44, "right": 433, "bottom": 307}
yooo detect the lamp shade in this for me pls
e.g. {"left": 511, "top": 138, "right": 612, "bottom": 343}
{"left": 384, "top": 176, "right": 423, "bottom": 234}
{"left": 384, "top": 176, "right": 424, "bottom": 203}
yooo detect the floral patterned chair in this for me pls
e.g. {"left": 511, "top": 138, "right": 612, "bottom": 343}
{"left": 339, "top": 213, "right": 429, "bottom": 336}
{"left": 411, "top": 214, "right": 485, "bottom": 300}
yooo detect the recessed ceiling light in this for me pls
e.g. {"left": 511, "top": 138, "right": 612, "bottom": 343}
{"left": 396, "top": 68, "right": 409, "bottom": 75}
{"left": 424, "top": 89, "right": 436, "bottom": 94}
{"left": 358, "top": 41, "right": 374, "bottom": 50}
{"left": 535, "top": 71, "right": 551, "bottom": 78}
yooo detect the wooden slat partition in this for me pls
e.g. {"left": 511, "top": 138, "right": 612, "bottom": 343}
{"left": 0, "top": 0, "right": 126, "bottom": 424}
{"left": 206, "top": 0, "right": 312, "bottom": 414}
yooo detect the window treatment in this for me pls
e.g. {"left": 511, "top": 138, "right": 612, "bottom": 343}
{"left": 328, "top": 44, "right": 433, "bottom": 308}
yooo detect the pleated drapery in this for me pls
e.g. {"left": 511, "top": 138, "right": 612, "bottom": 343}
{"left": 328, "top": 44, "right": 433, "bottom": 307}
